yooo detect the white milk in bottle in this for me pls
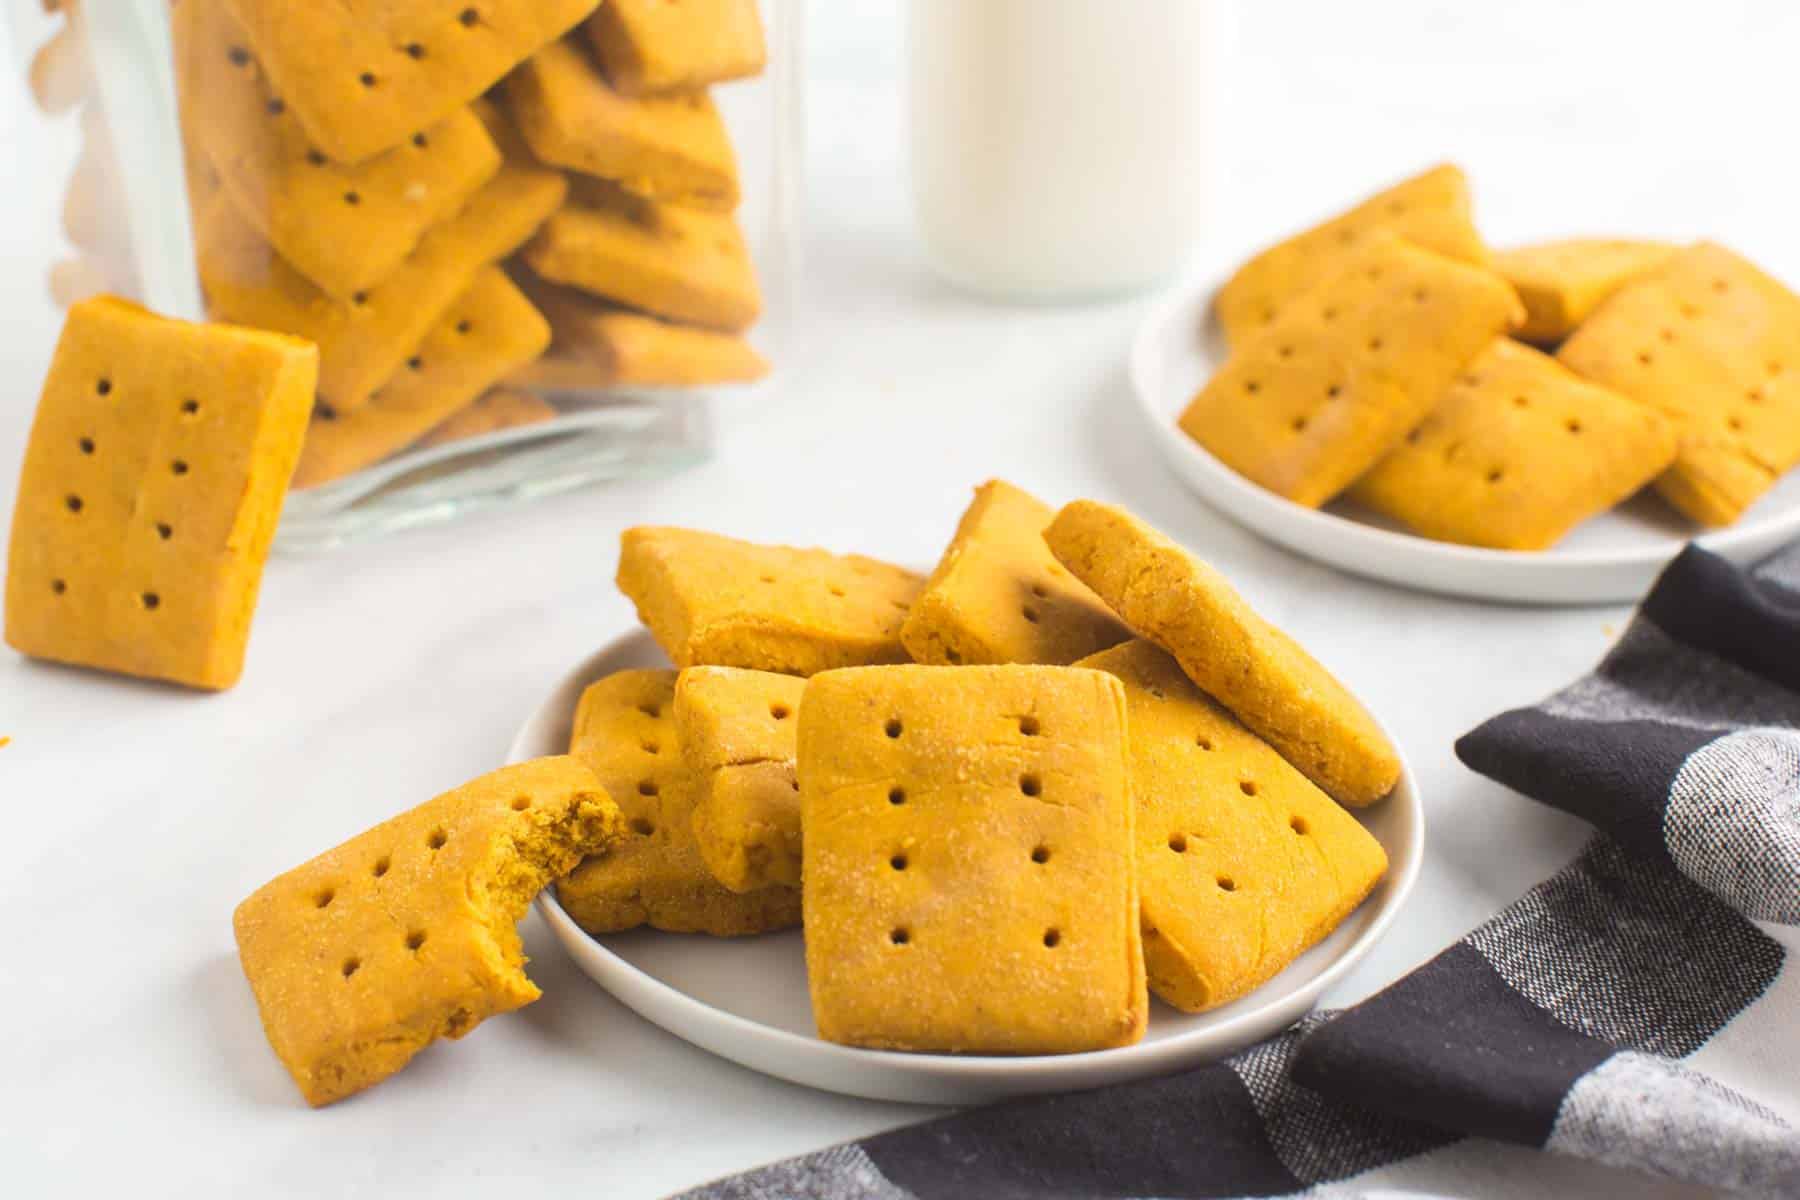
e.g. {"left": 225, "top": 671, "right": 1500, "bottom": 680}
{"left": 906, "top": 0, "right": 1227, "bottom": 301}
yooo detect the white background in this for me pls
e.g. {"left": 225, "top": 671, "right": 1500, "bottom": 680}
{"left": 2, "top": 2, "right": 1797, "bottom": 1196}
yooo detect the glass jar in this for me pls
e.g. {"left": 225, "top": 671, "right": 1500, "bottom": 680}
{"left": 6, "top": 0, "right": 802, "bottom": 550}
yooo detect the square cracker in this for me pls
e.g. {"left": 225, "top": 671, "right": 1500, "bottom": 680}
{"left": 1558, "top": 242, "right": 1800, "bottom": 526}
{"left": 1494, "top": 238, "right": 1677, "bottom": 345}
{"left": 291, "top": 268, "right": 550, "bottom": 487}
{"left": 176, "top": 0, "right": 501, "bottom": 299}
{"left": 523, "top": 179, "right": 760, "bottom": 332}
{"left": 1181, "top": 234, "right": 1524, "bottom": 508}
{"left": 1046, "top": 500, "right": 1400, "bottom": 808}
{"left": 675, "top": 666, "right": 807, "bottom": 892}
{"left": 617, "top": 527, "right": 923, "bottom": 676}
{"left": 587, "top": 0, "right": 767, "bottom": 96}
{"left": 234, "top": 757, "right": 621, "bottom": 1106}
{"left": 1350, "top": 338, "right": 1678, "bottom": 550}
{"left": 1079, "top": 640, "right": 1387, "bottom": 1012}
{"left": 900, "top": 479, "right": 1130, "bottom": 667}
{"left": 221, "top": 0, "right": 600, "bottom": 164}
{"left": 506, "top": 37, "right": 738, "bottom": 211}
{"left": 800, "top": 664, "right": 1145, "bottom": 1053}
{"left": 419, "top": 387, "right": 557, "bottom": 447}
{"left": 5, "top": 297, "right": 316, "bottom": 690}
{"left": 199, "top": 157, "right": 565, "bottom": 412}
{"left": 1214, "top": 164, "right": 1491, "bottom": 349}
{"left": 514, "top": 272, "right": 768, "bottom": 388}
{"left": 555, "top": 669, "right": 802, "bottom": 935}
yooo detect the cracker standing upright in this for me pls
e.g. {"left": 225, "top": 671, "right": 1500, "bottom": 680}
{"left": 675, "top": 666, "right": 808, "bottom": 892}
{"left": 556, "top": 669, "right": 802, "bottom": 935}
{"left": 617, "top": 527, "right": 923, "bottom": 676}
{"left": 800, "top": 665, "right": 1146, "bottom": 1053}
{"left": 1182, "top": 235, "right": 1524, "bottom": 508}
{"left": 1350, "top": 338, "right": 1678, "bottom": 549}
{"left": 1558, "top": 241, "right": 1800, "bottom": 526}
{"left": 234, "top": 757, "right": 622, "bottom": 1106}
{"left": 900, "top": 479, "right": 1130, "bottom": 666}
{"left": 1212, "top": 163, "right": 1491, "bottom": 349}
{"left": 222, "top": 0, "right": 602, "bottom": 163}
{"left": 6, "top": 297, "right": 316, "bottom": 689}
{"left": 1078, "top": 640, "right": 1388, "bottom": 1012}
{"left": 1046, "top": 500, "right": 1401, "bottom": 808}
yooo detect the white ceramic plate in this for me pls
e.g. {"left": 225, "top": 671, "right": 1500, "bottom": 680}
{"left": 1131, "top": 276, "right": 1800, "bottom": 605}
{"left": 510, "top": 629, "right": 1425, "bottom": 1106}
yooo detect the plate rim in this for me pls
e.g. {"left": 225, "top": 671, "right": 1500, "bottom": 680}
{"left": 1129, "top": 273, "right": 1800, "bottom": 601}
{"left": 513, "top": 629, "right": 1426, "bottom": 1101}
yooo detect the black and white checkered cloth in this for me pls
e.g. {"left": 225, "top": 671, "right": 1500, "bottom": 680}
{"left": 680, "top": 545, "right": 1800, "bottom": 1200}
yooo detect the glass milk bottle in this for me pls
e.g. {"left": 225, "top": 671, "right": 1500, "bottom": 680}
{"left": 907, "top": 0, "right": 1228, "bottom": 301}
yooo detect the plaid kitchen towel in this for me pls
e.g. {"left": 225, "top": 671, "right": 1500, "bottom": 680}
{"left": 679, "top": 545, "right": 1800, "bottom": 1200}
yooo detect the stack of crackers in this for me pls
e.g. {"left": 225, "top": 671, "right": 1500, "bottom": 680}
{"left": 1185, "top": 164, "right": 1800, "bottom": 548}
{"left": 554, "top": 484, "right": 1395, "bottom": 1055}
{"left": 49, "top": 0, "right": 771, "bottom": 490}
{"left": 224, "top": 480, "right": 1395, "bottom": 1103}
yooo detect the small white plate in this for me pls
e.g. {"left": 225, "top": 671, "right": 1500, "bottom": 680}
{"left": 510, "top": 630, "right": 1425, "bottom": 1106}
{"left": 1131, "top": 276, "right": 1800, "bottom": 605}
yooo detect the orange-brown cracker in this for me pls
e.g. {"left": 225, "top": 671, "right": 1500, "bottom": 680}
{"left": 233, "top": 757, "right": 621, "bottom": 1106}
{"left": 5, "top": 296, "right": 316, "bottom": 689}
{"left": 1046, "top": 500, "right": 1400, "bottom": 808}
{"left": 800, "top": 664, "right": 1146, "bottom": 1053}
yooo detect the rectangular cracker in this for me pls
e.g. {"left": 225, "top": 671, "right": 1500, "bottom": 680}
{"left": 1078, "top": 640, "right": 1387, "bottom": 1012}
{"left": 514, "top": 272, "right": 769, "bottom": 388}
{"left": 176, "top": 0, "right": 501, "bottom": 299}
{"left": 523, "top": 180, "right": 760, "bottom": 332}
{"left": 199, "top": 158, "right": 565, "bottom": 412}
{"left": 234, "top": 757, "right": 621, "bottom": 1106}
{"left": 800, "top": 664, "right": 1146, "bottom": 1053}
{"left": 675, "top": 666, "right": 807, "bottom": 893}
{"left": 556, "top": 669, "right": 802, "bottom": 935}
{"left": 617, "top": 527, "right": 923, "bottom": 676}
{"left": 1558, "top": 242, "right": 1800, "bottom": 526}
{"left": 222, "top": 0, "right": 600, "bottom": 164}
{"left": 1181, "top": 234, "right": 1524, "bottom": 508}
{"left": 1214, "top": 164, "right": 1491, "bottom": 348}
{"left": 587, "top": 0, "right": 767, "bottom": 96}
{"left": 418, "top": 387, "right": 557, "bottom": 448}
{"left": 505, "top": 36, "right": 739, "bottom": 211}
{"left": 1045, "top": 500, "right": 1401, "bottom": 808}
{"left": 900, "top": 479, "right": 1130, "bottom": 667}
{"left": 5, "top": 297, "right": 316, "bottom": 690}
{"left": 1350, "top": 338, "right": 1678, "bottom": 549}
{"left": 1494, "top": 238, "right": 1677, "bottom": 345}
{"left": 292, "top": 268, "right": 550, "bottom": 487}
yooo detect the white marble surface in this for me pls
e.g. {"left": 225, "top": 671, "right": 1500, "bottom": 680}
{"left": 3, "top": 3, "right": 1798, "bottom": 1196}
